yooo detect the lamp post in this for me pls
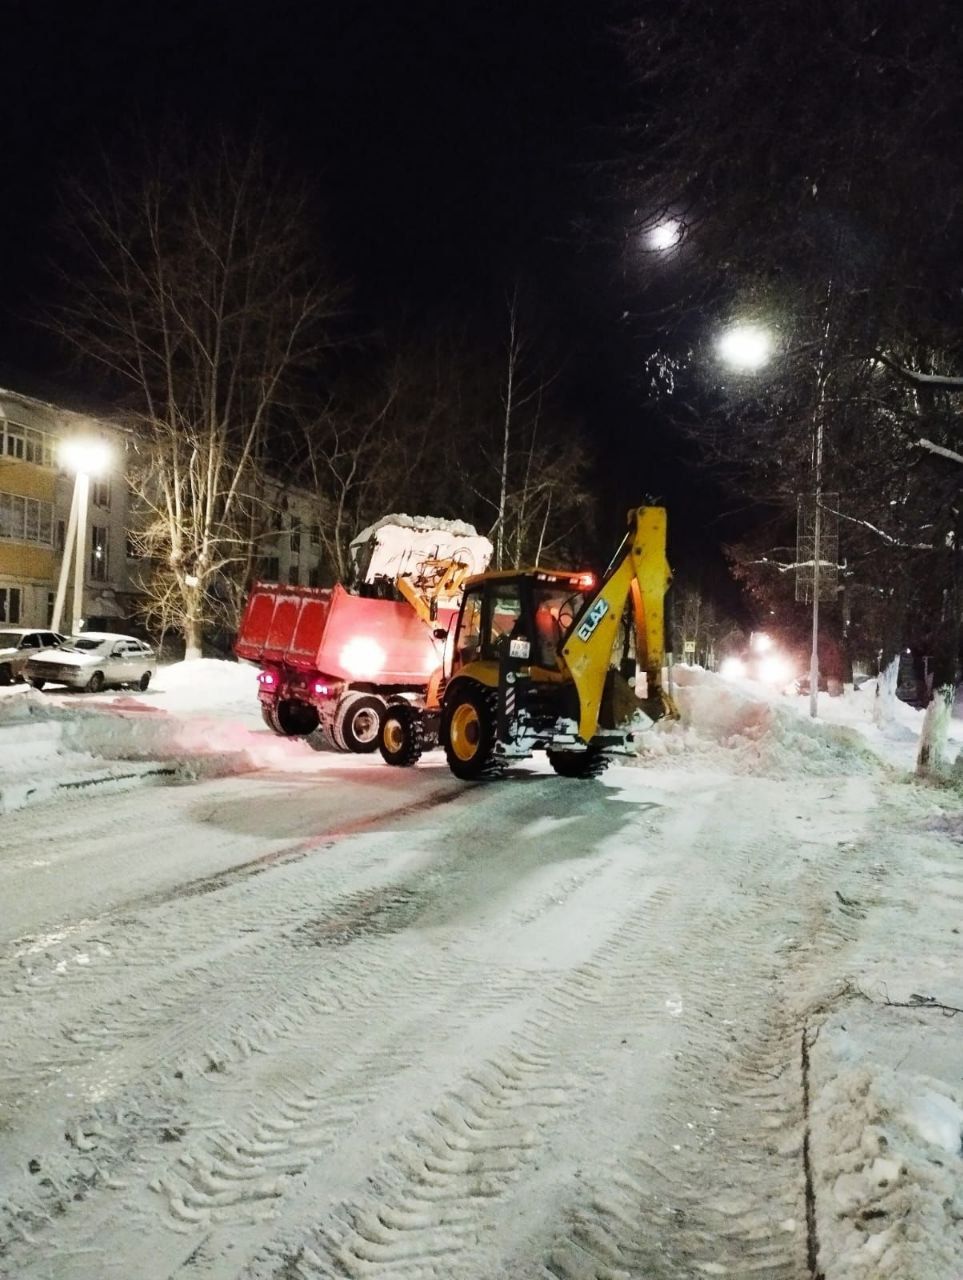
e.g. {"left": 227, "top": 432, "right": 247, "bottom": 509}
{"left": 52, "top": 438, "right": 112, "bottom": 635}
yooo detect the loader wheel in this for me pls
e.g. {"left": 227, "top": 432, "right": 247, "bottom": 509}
{"left": 441, "top": 683, "right": 504, "bottom": 781}
{"left": 546, "top": 747, "right": 610, "bottom": 779}
{"left": 379, "top": 705, "right": 424, "bottom": 767}
{"left": 333, "top": 692, "right": 384, "bottom": 753}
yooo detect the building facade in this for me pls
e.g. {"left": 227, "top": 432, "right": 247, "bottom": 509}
{"left": 0, "top": 386, "right": 329, "bottom": 635}
{"left": 0, "top": 389, "right": 138, "bottom": 629}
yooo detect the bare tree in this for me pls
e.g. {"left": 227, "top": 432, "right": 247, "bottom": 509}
{"left": 51, "top": 133, "right": 344, "bottom": 655}
{"left": 480, "top": 289, "right": 591, "bottom": 568}
{"left": 622, "top": 1, "right": 963, "bottom": 681}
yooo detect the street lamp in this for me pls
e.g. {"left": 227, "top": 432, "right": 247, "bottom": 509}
{"left": 647, "top": 219, "right": 682, "bottom": 252}
{"left": 716, "top": 323, "right": 774, "bottom": 372}
{"left": 51, "top": 437, "right": 112, "bottom": 635}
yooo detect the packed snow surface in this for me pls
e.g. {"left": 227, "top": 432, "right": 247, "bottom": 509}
{"left": 0, "top": 659, "right": 961, "bottom": 1279}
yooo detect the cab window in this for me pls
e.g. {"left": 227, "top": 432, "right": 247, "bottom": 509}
{"left": 456, "top": 588, "right": 484, "bottom": 664}
{"left": 486, "top": 585, "right": 523, "bottom": 656}
{"left": 531, "top": 584, "right": 586, "bottom": 667}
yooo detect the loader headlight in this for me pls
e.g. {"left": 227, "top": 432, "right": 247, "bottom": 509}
{"left": 339, "top": 636, "right": 386, "bottom": 678}
{"left": 720, "top": 656, "right": 746, "bottom": 679}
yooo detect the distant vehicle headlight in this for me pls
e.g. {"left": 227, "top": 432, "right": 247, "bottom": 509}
{"left": 758, "top": 654, "right": 792, "bottom": 686}
{"left": 720, "top": 656, "right": 746, "bottom": 679}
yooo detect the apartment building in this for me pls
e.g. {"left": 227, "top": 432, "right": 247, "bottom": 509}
{"left": 0, "top": 386, "right": 330, "bottom": 635}
{"left": 259, "top": 480, "right": 325, "bottom": 588}
{"left": 0, "top": 388, "right": 136, "bottom": 629}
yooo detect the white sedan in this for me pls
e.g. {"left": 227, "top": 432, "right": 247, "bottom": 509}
{"left": 25, "top": 632, "right": 157, "bottom": 693}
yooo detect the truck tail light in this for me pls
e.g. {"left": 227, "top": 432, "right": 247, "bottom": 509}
{"left": 259, "top": 670, "right": 276, "bottom": 687}
{"left": 575, "top": 572, "right": 596, "bottom": 590}
{"left": 313, "top": 681, "right": 329, "bottom": 696}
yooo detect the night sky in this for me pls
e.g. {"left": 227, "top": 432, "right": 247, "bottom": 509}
{"left": 2, "top": 0, "right": 739, "bottom": 604}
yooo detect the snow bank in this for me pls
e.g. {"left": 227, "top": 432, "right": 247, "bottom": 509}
{"left": 640, "top": 666, "right": 881, "bottom": 777}
{"left": 0, "top": 663, "right": 315, "bottom": 815}
{"left": 812, "top": 1058, "right": 963, "bottom": 1278}
{"left": 146, "top": 657, "right": 260, "bottom": 716}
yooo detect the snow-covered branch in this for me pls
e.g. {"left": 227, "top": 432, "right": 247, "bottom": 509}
{"left": 748, "top": 556, "right": 842, "bottom": 573}
{"left": 916, "top": 437, "right": 963, "bottom": 466}
{"left": 820, "top": 503, "right": 935, "bottom": 551}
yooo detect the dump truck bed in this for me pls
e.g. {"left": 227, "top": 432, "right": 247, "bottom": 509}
{"left": 234, "top": 582, "right": 446, "bottom": 684}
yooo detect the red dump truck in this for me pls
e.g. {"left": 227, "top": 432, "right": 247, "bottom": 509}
{"left": 234, "top": 582, "right": 453, "bottom": 750}
{"left": 234, "top": 515, "right": 493, "bottom": 752}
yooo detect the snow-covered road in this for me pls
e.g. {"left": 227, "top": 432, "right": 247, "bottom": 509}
{"left": 1, "top": 672, "right": 961, "bottom": 1280}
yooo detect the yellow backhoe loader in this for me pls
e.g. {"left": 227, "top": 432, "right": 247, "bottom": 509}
{"left": 378, "top": 505, "right": 678, "bottom": 780}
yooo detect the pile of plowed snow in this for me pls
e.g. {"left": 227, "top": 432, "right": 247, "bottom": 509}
{"left": 640, "top": 666, "right": 881, "bottom": 777}
{"left": 0, "top": 669, "right": 316, "bottom": 815}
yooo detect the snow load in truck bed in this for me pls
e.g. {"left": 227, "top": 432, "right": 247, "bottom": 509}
{"left": 349, "top": 513, "right": 493, "bottom": 595}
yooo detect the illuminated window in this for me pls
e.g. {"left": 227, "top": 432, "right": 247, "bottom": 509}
{"left": 90, "top": 526, "right": 109, "bottom": 580}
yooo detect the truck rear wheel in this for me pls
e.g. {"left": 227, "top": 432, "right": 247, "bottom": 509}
{"left": 332, "top": 692, "right": 385, "bottom": 753}
{"left": 379, "top": 705, "right": 424, "bottom": 767}
{"left": 546, "top": 747, "right": 609, "bottom": 779}
{"left": 261, "top": 699, "right": 320, "bottom": 737}
{"left": 441, "top": 682, "right": 504, "bottom": 781}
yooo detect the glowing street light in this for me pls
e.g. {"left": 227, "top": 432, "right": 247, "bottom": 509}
{"left": 716, "top": 323, "right": 773, "bottom": 372}
{"left": 647, "top": 219, "right": 682, "bottom": 252}
{"left": 51, "top": 436, "right": 113, "bottom": 635}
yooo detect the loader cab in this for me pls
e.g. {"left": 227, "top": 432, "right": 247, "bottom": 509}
{"left": 449, "top": 571, "right": 593, "bottom": 677}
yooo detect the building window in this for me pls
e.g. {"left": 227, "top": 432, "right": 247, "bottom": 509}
{"left": 1, "top": 420, "right": 54, "bottom": 467}
{"left": 56, "top": 519, "right": 66, "bottom": 551}
{"left": 287, "top": 565, "right": 299, "bottom": 585}
{"left": 90, "top": 525, "right": 109, "bottom": 581}
{"left": 262, "top": 556, "right": 280, "bottom": 581}
{"left": 92, "top": 479, "right": 110, "bottom": 508}
{"left": 310, "top": 523, "right": 320, "bottom": 547}
{"left": 0, "top": 587, "right": 21, "bottom": 624}
{"left": 308, "top": 566, "right": 322, "bottom": 588}
{"left": 0, "top": 491, "right": 54, "bottom": 546}
{"left": 289, "top": 516, "right": 301, "bottom": 555}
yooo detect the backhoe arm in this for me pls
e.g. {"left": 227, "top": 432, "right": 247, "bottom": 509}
{"left": 561, "top": 505, "right": 677, "bottom": 742}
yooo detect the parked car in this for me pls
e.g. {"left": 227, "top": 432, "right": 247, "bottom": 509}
{"left": 26, "top": 632, "right": 157, "bottom": 693}
{"left": 0, "top": 628, "right": 66, "bottom": 684}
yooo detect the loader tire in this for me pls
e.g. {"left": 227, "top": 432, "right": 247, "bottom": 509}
{"left": 547, "top": 747, "right": 610, "bottom": 779}
{"left": 379, "top": 704, "right": 424, "bottom": 767}
{"left": 332, "top": 692, "right": 385, "bottom": 753}
{"left": 441, "top": 682, "right": 505, "bottom": 781}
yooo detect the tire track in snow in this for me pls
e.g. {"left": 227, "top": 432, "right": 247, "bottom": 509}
{"left": 537, "top": 778, "right": 875, "bottom": 1280}
{"left": 1, "top": 775, "right": 643, "bottom": 1274}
